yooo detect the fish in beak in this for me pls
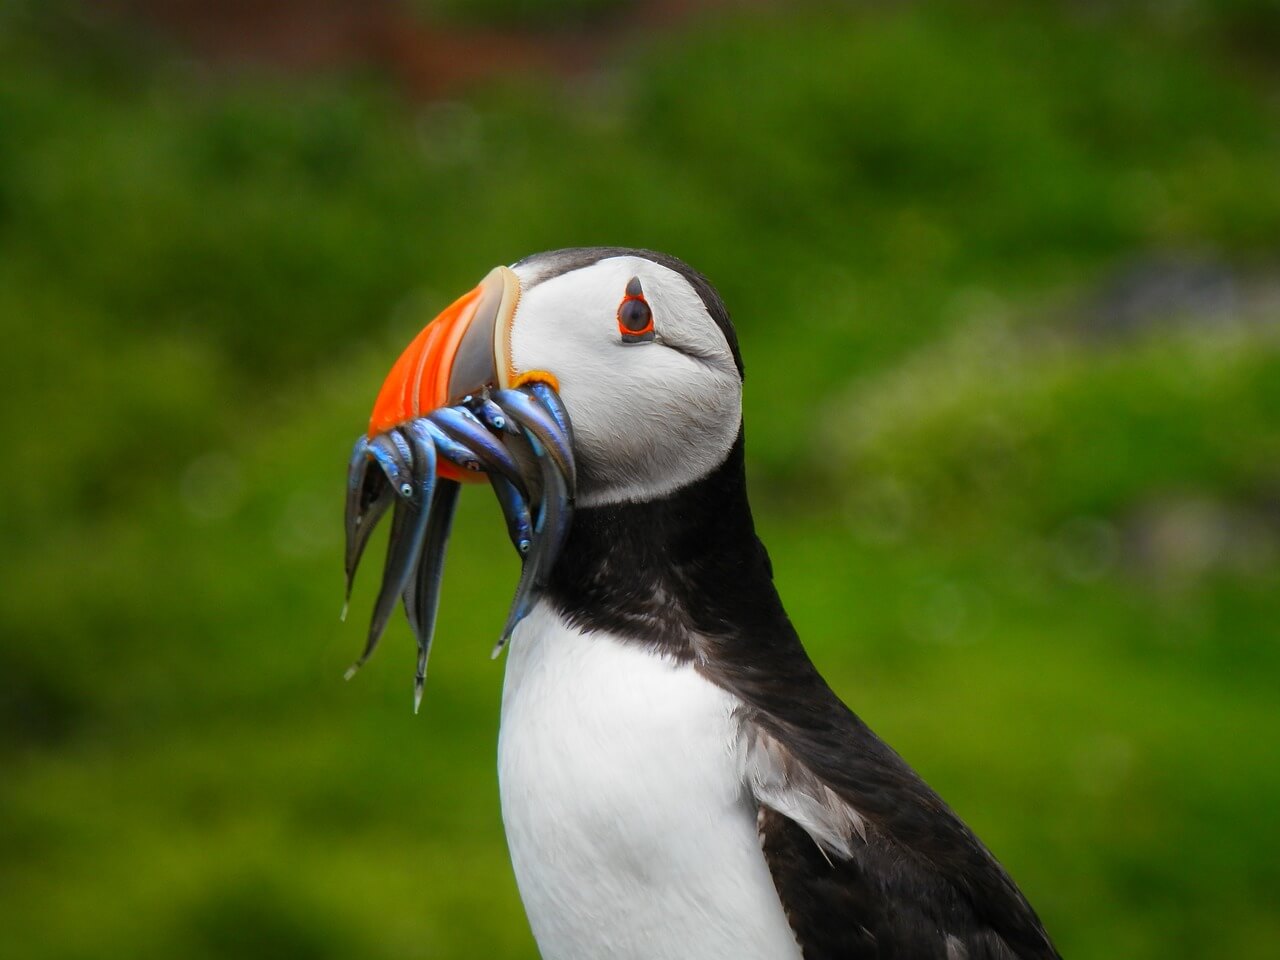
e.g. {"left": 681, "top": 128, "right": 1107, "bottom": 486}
{"left": 342, "top": 266, "right": 577, "bottom": 711}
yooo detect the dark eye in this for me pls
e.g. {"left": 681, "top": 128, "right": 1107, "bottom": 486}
{"left": 617, "top": 276, "right": 655, "bottom": 343}
{"left": 619, "top": 298, "right": 652, "bottom": 333}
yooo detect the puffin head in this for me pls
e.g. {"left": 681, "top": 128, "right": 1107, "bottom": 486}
{"left": 346, "top": 248, "right": 745, "bottom": 701}
{"left": 369, "top": 247, "right": 744, "bottom": 507}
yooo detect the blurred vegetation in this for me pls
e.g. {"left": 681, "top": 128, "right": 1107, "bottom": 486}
{"left": 416, "top": 0, "right": 630, "bottom": 26}
{"left": 2, "top": 1, "right": 1279, "bottom": 957}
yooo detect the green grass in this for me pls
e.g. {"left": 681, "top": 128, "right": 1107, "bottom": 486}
{"left": 2, "top": 1, "right": 1279, "bottom": 957}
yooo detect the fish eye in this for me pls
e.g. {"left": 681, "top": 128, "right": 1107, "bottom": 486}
{"left": 617, "top": 276, "right": 655, "bottom": 344}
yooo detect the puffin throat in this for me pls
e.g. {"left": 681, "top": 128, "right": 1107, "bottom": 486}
{"left": 544, "top": 430, "right": 792, "bottom": 660}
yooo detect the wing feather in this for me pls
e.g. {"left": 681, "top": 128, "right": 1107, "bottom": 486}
{"left": 738, "top": 710, "right": 1058, "bottom": 960}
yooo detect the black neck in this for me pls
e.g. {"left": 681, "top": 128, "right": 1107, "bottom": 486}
{"left": 547, "top": 431, "right": 796, "bottom": 657}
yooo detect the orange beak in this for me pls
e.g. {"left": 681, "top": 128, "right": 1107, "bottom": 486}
{"left": 368, "top": 265, "right": 521, "bottom": 480}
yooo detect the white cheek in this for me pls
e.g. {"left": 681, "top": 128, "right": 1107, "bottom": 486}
{"left": 511, "top": 326, "right": 740, "bottom": 505}
{"left": 569, "top": 350, "right": 741, "bottom": 506}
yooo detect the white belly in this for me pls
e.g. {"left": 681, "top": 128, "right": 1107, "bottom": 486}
{"left": 497, "top": 602, "right": 803, "bottom": 960}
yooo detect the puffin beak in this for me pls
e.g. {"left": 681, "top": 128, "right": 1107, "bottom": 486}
{"left": 368, "top": 265, "right": 522, "bottom": 454}
{"left": 343, "top": 264, "right": 578, "bottom": 706}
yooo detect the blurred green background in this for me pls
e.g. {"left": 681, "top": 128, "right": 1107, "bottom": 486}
{"left": 3, "top": 0, "right": 1279, "bottom": 957}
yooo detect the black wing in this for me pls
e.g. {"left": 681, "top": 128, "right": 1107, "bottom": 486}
{"left": 759, "top": 803, "right": 1048, "bottom": 960}
{"left": 724, "top": 666, "right": 1062, "bottom": 960}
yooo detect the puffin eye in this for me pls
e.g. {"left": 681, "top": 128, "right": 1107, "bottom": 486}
{"left": 617, "top": 276, "right": 655, "bottom": 344}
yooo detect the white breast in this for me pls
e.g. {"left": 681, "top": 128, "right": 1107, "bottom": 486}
{"left": 497, "top": 602, "right": 803, "bottom": 960}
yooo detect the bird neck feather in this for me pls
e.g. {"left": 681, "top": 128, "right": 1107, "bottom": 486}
{"left": 546, "top": 429, "right": 793, "bottom": 660}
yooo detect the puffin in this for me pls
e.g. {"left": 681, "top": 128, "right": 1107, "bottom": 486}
{"left": 343, "top": 247, "right": 1062, "bottom": 960}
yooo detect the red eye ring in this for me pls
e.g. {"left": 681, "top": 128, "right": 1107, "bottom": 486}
{"left": 618, "top": 276, "right": 655, "bottom": 343}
